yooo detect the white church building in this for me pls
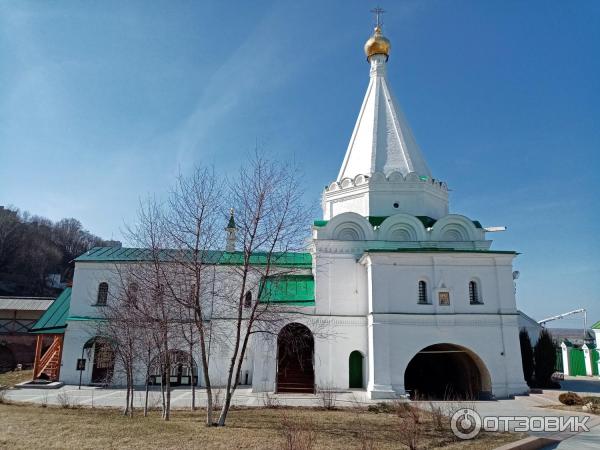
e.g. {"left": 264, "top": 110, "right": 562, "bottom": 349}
{"left": 32, "top": 24, "right": 529, "bottom": 400}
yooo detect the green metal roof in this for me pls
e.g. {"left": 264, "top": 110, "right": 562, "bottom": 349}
{"left": 313, "top": 216, "right": 481, "bottom": 229}
{"left": 259, "top": 275, "right": 315, "bottom": 307}
{"left": 75, "top": 247, "right": 311, "bottom": 268}
{"left": 591, "top": 320, "right": 600, "bottom": 330}
{"left": 29, "top": 288, "right": 71, "bottom": 334}
{"left": 365, "top": 248, "right": 518, "bottom": 255}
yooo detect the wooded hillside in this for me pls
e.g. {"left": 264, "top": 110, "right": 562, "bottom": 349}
{"left": 0, "top": 206, "right": 119, "bottom": 297}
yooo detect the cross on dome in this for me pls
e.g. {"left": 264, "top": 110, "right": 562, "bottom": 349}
{"left": 370, "top": 6, "right": 385, "bottom": 28}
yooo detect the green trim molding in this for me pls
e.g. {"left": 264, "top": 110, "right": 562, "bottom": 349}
{"left": 313, "top": 216, "right": 482, "bottom": 230}
{"left": 365, "top": 248, "right": 518, "bottom": 255}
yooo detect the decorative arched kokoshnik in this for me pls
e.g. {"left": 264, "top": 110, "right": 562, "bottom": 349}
{"left": 277, "top": 323, "right": 315, "bottom": 393}
{"left": 349, "top": 350, "right": 364, "bottom": 388}
{"left": 404, "top": 343, "right": 492, "bottom": 400}
{"left": 149, "top": 350, "right": 198, "bottom": 387}
{"left": 83, "top": 337, "right": 115, "bottom": 385}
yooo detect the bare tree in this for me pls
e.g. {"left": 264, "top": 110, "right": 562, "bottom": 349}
{"left": 111, "top": 153, "right": 310, "bottom": 427}
{"left": 122, "top": 197, "right": 179, "bottom": 421}
{"left": 97, "top": 283, "right": 138, "bottom": 417}
{"left": 215, "top": 152, "right": 309, "bottom": 426}
{"left": 159, "top": 167, "right": 224, "bottom": 425}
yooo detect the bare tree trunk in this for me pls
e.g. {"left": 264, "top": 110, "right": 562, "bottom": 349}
{"left": 124, "top": 367, "right": 131, "bottom": 416}
{"left": 129, "top": 364, "right": 135, "bottom": 417}
{"left": 189, "top": 347, "right": 196, "bottom": 411}
{"left": 164, "top": 369, "right": 171, "bottom": 421}
{"left": 144, "top": 377, "right": 149, "bottom": 417}
{"left": 160, "top": 367, "right": 166, "bottom": 416}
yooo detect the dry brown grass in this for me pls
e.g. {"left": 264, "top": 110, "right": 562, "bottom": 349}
{"left": 0, "top": 402, "right": 522, "bottom": 449}
{"left": 0, "top": 370, "right": 32, "bottom": 388}
{"left": 539, "top": 403, "right": 600, "bottom": 416}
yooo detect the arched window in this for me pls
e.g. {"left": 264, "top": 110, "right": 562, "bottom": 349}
{"left": 126, "top": 282, "right": 138, "bottom": 304}
{"left": 469, "top": 281, "right": 482, "bottom": 304}
{"left": 418, "top": 281, "right": 428, "bottom": 304}
{"left": 96, "top": 282, "right": 108, "bottom": 306}
{"left": 185, "top": 283, "right": 195, "bottom": 304}
{"left": 244, "top": 291, "right": 252, "bottom": 308}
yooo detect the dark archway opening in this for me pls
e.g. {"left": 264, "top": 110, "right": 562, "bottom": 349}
{"left": 86, "top": 338, "right": 115, "bottom": 384}
{"left": 349, "top": 350, "right": 364, "bottom": 388}
{"left": 277, "top": 323, "right": 314, "bottom": 393}
{"left": 404, "top": 343, "right": 491, "bottom": 400}
{"left": 0, "top": 345, "right": 16, "bottom": 373}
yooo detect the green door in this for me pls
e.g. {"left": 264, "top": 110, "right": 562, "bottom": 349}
{"left": 349, "top": 351, "right": 364, "bottom": 388}
{"left": 569, "top": 348, "right": 586, "bottom": 376}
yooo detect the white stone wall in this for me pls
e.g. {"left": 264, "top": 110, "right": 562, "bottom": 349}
{"left": 251, "top": 316, "right": 368, "bottom": 392}
{"left": 364, "top": 314, "right": 528, "bottom": 399}
{"left": 323, "top": 174, "right": 449, "bottom": 220}
{"left": 311, "top": 232, "right": 528, "bottom": 399}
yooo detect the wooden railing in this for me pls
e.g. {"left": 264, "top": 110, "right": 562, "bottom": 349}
{"left": 33, "top": 334, "right": 63, "bottom": 381}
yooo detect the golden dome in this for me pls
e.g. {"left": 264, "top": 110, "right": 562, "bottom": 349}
{"left": 364, "top": 26, "right": 390, "bottom": 60}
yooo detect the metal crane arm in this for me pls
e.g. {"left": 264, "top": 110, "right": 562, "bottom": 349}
{"left": 537, "top": 308, "right": 586, "bottom": 325}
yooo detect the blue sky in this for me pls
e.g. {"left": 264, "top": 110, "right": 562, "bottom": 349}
{"left": 1, "top": 1, "right": 598, "bottom": 326}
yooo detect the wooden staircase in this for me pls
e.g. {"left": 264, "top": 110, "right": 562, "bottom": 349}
{"left": 33, "top": 335, "right": 64, "bottom": 381}
{"left": 277, "top": 360, "right": 315, "bottom": 394}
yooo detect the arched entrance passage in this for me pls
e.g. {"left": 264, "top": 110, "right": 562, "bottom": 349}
{"left": 277, "top": 323, "right": 314, "bottom": 393}
{"left": 404, "top": 343, "right": 492, "bottom": 400}
{"left": 0, "top": 345, "right": 16, "bottom": 373}
{"left": 149, "top": 350, "right": 198, "bottom": 387}
{"left": 349, "top": 351, "right": 364, "bottom": 388}
{"left": 83, "top": 337, "right": 115, "bottom": 385}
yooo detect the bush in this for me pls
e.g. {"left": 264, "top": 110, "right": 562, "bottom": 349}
{"left": 57, "top": 391, "right": 72, "bottom": 408}
{"left": 534, "top": 329, "right": 557, "bottom": 388}
{"left": 429, "top": 402, "right": 445, "bottom": 431}
{"left": 367, "top": 402, "right": 395, "bottom": 414}
{"left": 582, "top": 396, "right": 600, "bottom": 406}
{"left": 519, "top": 329, "right": 535, "bottom": 386}
{"left": 279, "top": 412, "right": 316, "bottom": 450}
{"left": 397, "top": 407, "right": 422, "bottom": 450}
{"left": 317, "top": 384, "right": 338, "bottom": 410}
{"left": 558, "top": 392, "right": 583, "bottom": 406}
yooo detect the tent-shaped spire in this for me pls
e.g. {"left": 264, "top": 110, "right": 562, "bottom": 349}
{"left": 337, "top": 28, "right": 431, "bottom": 181}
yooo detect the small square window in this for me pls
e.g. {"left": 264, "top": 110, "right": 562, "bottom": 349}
{"left": 438, "top": 291, "right": 450, "bottom": 306}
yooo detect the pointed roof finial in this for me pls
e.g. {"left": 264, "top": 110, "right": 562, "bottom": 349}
{"left": 227, "top": 208, "right": 236, "bottom": 229}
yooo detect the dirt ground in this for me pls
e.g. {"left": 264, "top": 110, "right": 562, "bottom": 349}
{"left": 0, "top": 401, "right": 522, "bottom": 449}
{"left": 0, "top": 369, "right": 32, "bottom": 388}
